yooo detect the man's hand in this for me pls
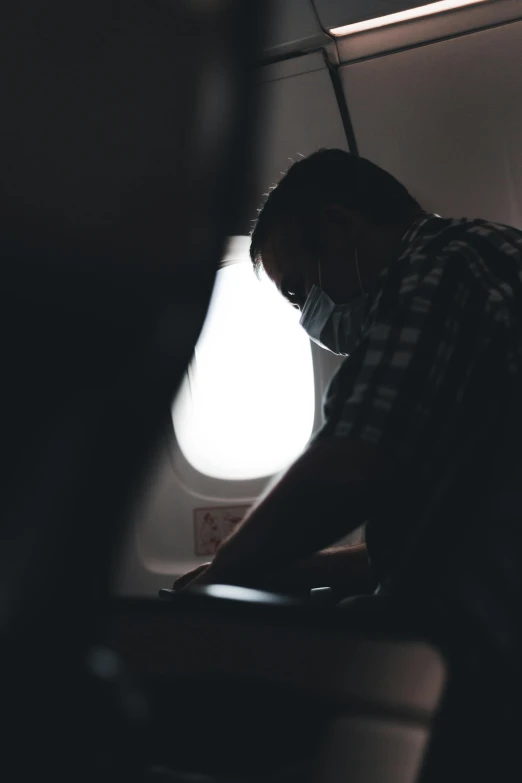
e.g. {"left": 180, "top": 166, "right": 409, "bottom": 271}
{"left": 188, "top": 439, "right": 382, "bottom": 581}
{"left": 172, "top": 559, "right": 245, "bottom": 590}
{"left": 172, "top": 563, "right": 211, "bottom": 590}
{"left": 172, "top": 544, "right": 374, "bottom": 599}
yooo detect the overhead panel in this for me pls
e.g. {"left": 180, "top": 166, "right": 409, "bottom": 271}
{"left": 331, "top": 0, "right": 522, "bottom": 63}
{"left": 339, "top": 20, "right": 522, "bottom": 227}
{"left": 247, "top": 52, "right": 349, "bottom": 226}
{"left": 314, "top": 0, "right": 436, "bottom": 27}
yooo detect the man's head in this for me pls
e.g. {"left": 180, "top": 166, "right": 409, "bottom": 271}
{"left": 250, "top": 149, "right": 422, "bottom": 310}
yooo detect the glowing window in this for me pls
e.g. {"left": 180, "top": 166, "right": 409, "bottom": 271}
{"left": 173, "top": 237, "right": 315, "bottom": 481}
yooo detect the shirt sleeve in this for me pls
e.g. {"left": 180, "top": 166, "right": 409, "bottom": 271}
{"left": 321, "top": 250, "right": 494, "bottom": 465}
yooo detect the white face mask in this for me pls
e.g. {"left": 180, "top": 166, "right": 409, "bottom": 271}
{"left": 299, "top": 250, "right": 368, "bottom": 355}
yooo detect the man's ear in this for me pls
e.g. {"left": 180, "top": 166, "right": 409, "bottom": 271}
{"left": 319, "top": 205, "right": 365, "bottom": 251}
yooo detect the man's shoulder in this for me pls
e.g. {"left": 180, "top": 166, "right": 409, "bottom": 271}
{"left": 403, "top": 215, "right": 522, "bottom": 261}
{"left": 371, "top": 215, "right": 522, "bottom": 316}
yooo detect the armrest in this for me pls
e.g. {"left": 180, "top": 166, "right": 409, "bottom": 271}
{"left": 158, "top": 583, "right": 304, "bottom": 608}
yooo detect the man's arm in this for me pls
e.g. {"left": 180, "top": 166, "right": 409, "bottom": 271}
{"left": 176, "top": 543, "right": 374, "bottom": 596}
{"left": 183, "top": 244, "right": 485, "bottom": 591}
{"left": 190, "top": 436, "right": 388, "bottom": 587}
{"left": 259, "top": 544, "right": 375, "bottom": 597}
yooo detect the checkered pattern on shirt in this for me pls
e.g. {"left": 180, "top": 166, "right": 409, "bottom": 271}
{"left": 319, "top": 215, "right": 522, "bottom": 473}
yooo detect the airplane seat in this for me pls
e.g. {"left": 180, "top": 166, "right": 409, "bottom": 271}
{"left": 113, "top": 587, "right": 446, "bottom": 783}
{"left": 0, "top": 1, "right": 264, "bottom": 780}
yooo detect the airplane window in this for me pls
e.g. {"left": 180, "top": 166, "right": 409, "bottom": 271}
{"left": 173, "top": 237, "right": 315, "bottom": 481}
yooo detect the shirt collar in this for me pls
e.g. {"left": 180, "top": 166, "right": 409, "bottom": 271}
{"left": 364, "top": 213, "right": 441, "bottom": 304}
{"left": 399, "top": 212, "right": 441, "bottom": 253}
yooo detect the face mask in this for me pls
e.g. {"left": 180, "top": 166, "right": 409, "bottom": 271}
{"left": 299, "top": 250, "right": 368, "bottom": 355}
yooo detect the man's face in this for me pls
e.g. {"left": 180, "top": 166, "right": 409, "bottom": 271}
{"left": 260, "top": 221, "right": 364, "bottom": 311}
{"left": 260, "top": 236, "right": 318, "bottom": 312}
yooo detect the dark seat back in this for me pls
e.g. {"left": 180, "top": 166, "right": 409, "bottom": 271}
{"left": 389, "top": 375, "right": 522, "bottom": 781}
{"left": 113, "top": 589, "right": 446, "bottom": 783}
{"left": 0, "top": 2, "right": 263, "bottom": 779}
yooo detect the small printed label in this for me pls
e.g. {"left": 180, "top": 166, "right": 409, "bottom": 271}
{"left": 193, "top": 505, "right": 250, "bottom": 556}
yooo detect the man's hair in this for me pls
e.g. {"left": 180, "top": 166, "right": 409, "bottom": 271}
{"left": 250, "top": 148, "right": 421, "bottom": 273}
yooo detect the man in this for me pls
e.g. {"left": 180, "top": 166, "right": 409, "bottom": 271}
{"left": 175, "top": 148, "right": 522, "bottom": 606}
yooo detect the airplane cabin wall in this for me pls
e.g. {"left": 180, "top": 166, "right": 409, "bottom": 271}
{"left": 339, "top": 17, "right": 522, "bottom": 227}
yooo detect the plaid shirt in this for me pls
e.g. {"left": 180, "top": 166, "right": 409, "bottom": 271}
{"left": 318, "top": 214, "right": 522, "bottom": 584}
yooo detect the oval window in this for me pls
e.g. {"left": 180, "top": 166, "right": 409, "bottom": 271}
{"left": 172, "top": 237, "right": 315, "bottom": 480}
